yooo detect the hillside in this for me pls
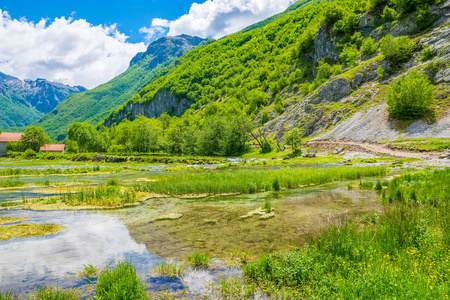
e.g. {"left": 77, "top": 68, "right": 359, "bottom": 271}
{"left": 0, "top": 72, "right": 86, "bottom": 129}
{"left": 102, "top": 0, "right": 449, "bottom": 147}
{"left": 35, "top": 35, "right": 204, "bottom": 140}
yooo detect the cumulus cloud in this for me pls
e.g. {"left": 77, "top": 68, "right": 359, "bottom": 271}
{"left": 0, "top": 10, "right": 146, "bottom": 89}
{"left": 140, "top": 0, "right": 295, "bottom": 41}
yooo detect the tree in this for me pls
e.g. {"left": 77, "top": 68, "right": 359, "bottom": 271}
{"left": 20, "top": 126, "right": 51, "bottom": 152}
{"left": 68, "top": 122, "right": 100, "bottom": 152}
{"left": 261, "top": 112, "right": 270, "bottom": 124}
{"left": 0, "top": 128, "right": 2, "bottom": 134}
{"left": 382, "top": 6, "right": 397, "bottom": 22}
{"left": 387, "top": 70, "right": 433, "bottom": 120}
{"left": 284, "top": 128, "right": 303, "bottom": 154}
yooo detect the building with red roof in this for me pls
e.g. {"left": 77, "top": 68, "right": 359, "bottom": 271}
{"left": 0, "top": 132, "right": 23, "bottom": 156}
{"left": 40, "top": 144, "right": 65, "bottom": 154}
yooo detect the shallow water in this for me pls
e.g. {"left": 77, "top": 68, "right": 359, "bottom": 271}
{"left": 0, "top": 170, "right": 383, "bottom": 297}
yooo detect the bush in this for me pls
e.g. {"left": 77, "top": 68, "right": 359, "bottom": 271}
{"left": 380, "top": 35, "right": 414, "bottom": 64}
{"left": 339, "top": 45, "right": 359, "bottom": 65}
{"left": 382, "top": 6, "right": 398, "bottom": 22}
{"left": 95, "top": 262, "right": 147, "bottom": 300}
{"left": 368, "top": 0, "right": 389, "bottom": 12}
{"left": 420, "top": 45, "right": 435, "bottom": 61}
{"left": 417, "top": 6, "right": 433, "bottom": 30}
{"left": 24, "top": 149, "right": 37, "bottom": 159}
{"left": 360, "top": 37, "right": 378, "bottom": 57}
{"left": 377, "top": 65, "right": 386, "bottom": 79}
{"left": 261, "top": 112, "right": 270, "bottom": 124}
{"left": 333, "top": 13, "right": 360, "bottom": 36}
{"left": 392, "top": 0, "right": 434, "bottom": 14}
{"left": 387, "top": 70, "right": 433, "bottom": 120}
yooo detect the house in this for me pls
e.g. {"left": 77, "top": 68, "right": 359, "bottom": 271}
{"left": 40, "top": 144, "right": 65, "bottom": 154}
{"left": 0, "top": 132, "right": 23, "bottom": 157}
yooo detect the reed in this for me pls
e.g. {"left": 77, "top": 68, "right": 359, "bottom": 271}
{"left": 152, "top": 261, "right": 186, "bottom": 279}
{"left": 185, "top": 252, "right": 211, "bottom": 268}
{"left": 0, "top": 179, "right": 25, "bottom": 188}
{"left": 135, "top": 166, "right": 386, "bottom": 196}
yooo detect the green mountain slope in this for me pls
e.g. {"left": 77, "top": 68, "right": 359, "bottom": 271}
{"left": 0, "top": 94, "right": 42, "bottom": 129}
{"left": 104, "top": 0, "right": 331, "bottom": 126}
{"left": 35, "top": 35, "right": 204, "bottom": 140}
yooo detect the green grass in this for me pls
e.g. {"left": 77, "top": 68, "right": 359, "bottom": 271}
{"left": 135, "top": 166, "right": 386, "bottom": 196}
{"left": 0, "top": 167, "right": 117, "bottom": 177}
{"left": 239, "top": 169, "right": 450, "bottom": 299}
{"left": 389, "top": 138, "right": 450, "bottom": 152}
{"left": 152, "top": 261, "right": 186, "bottom": 279}
{"left": 0, "top": 291, "right": 16, "bottom": 300}
{"left": 77, "top": 264, "right": 101, "bottom": 282}
{"left": 185, "top": 252, "right": 211, "bottom": 268}
{"left": 33, "top": 286, "right": 81, "bottom": 300}
{"left": 95, "top": 261, "right": 147, "bottom": 300}
{"left": 0, "top": 179, "right": 25, "bottom": 188}
{"left": 0, "top": 224, "right": 66, "bottom": 242}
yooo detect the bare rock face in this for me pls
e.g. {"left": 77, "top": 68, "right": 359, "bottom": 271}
{"left": 104, "top": 90, "right": 191, "bottom": 127}
{"left": 310, "top": 77, "right": 352, "bottom": 104}
{"left": 313, "top": 26, "right": 339, "bottom": 64}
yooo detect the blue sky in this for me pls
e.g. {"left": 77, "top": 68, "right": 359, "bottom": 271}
{"left": 0, "top": 0, "right": 294, "bottom": 88}
{"left": 0, "top": 0, "right": 193, "bottom": 43}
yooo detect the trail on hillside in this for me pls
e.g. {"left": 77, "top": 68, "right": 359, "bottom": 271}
{"left": 306, "top": 140, "right": 445, "bottom": 160}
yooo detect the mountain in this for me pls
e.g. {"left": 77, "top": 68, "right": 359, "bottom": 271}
{"left": 35, "top": 34, "right": 205, "bottom": 140}
{"left": 0, "top": 72, "right": 86, "bottom": 129}
{"left": 103, "top": 0, "right": 450, "bottom": 143}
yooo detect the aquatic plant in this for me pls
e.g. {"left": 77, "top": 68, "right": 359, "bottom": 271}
{"left": 242, "top": 169, "right": 450, "bottom": 298}
{"left": 185, "top": 252, "right": 211, "bottom": 268}
{"left": 95, "top": 261, "right": 147, "bottom": 300}
{"left": 0, "top": 224, "right": 66, "bottom": 242}
{"left": 0, "top": 179, "right": 25, "bottom": 188}
{"left": 263, "top": 199, "right": 272, "bottom": 214}
{"left": 106, "top": 178, "right": 120, "bottom": 186}
{"left": 77, "top": 264, "right": 101, "bottom": 282}
{"left": 135, "top": 166, "right": 386, "bottom": 196}
{"left": 272, "top": 178, "right": 280, "bottom": 191}
{"left": 359, "top": 180, "right": 374, "bottom": 189}
{"left": 33, "top": 286, "right": 81, "bottom": 300}
{"left": 211, "top": 277, "right": 257, "bottom": 299}
{"left": 0, "top": 291, "right": 16, "bottom": 300}
{"left": 375, "top": 180, "right": 383, "bottom": 191}
{"left": 152, "top": 261, "right": 186, "bottom": 279}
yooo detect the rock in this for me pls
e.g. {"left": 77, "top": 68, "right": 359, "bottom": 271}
{"left": 310, "top": 77, "right": 352, "bottom": 104}
{"left": 148, "top": 213, "right": 183, "bottom": 223}
{"left": 203, "top": 219, "right": 217, "bottom": 225}
{"left": 333, "top": 148, "right": 344, "bottom": 154}
{"left": 313, "top": 26, "right": 339, "bottom": 64}
{"left": 240, "top": 207, "right": 275, "bottom": 220}
{"left": 343, "top": 159, "right": 352, "bottom": 164}
{"left": 283, "top": 156, "right": 290, "bottom": 160}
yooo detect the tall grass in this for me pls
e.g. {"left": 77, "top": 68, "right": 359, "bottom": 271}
{"left": 0, "top": 179, "right": 25, "bottom": 188}
{"left": 95, "top": 261, "right": 147, "bottom": 300}
{"left": 135, "top": 166, "right": 386, "bottom": 196}
{"left": 0, "top": 167, "right": 116, "bottom": 177}
{"left": 33, "top": 286, "right": 81, "bottom": 300}
{"left": 185, "top": 252, "right": 211, "bottom": 268}
{"left": 152, "top": 261, "right": 186, "bottom": 279}
{"left": 0, "top": 291, "right": 16, "bottom": 300}
{"left": 241, "top": 169, "right": 450, "bottom": 298}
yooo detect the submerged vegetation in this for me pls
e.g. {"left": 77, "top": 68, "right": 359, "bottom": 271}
{"left": 152, "top": 261, "right": 186, "bottom": 279}
{"left": 135, "top": 166, "right": 386, "bottom": 196}
{"left": 0, "top": 223, "right": 66, "bottom": 241}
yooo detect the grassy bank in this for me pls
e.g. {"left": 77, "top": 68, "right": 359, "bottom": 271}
{"left": 0, "top": 166, "right": 119, "bottom": 177}
{"left": 135, "top": 166, "right": 387, "bottom": 196}
{"left": 389, "top": 138, "right": 450, "bottom": 152}
{"left": 0, "top": 223, "right": 66, "bottom": 241}
{"left": 235, "top": 169, "right": 450, "bottom": 298}
{"left": 0, "top": 217, "right": 30, "bottom": 225}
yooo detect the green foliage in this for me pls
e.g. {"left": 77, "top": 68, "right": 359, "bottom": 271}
{"left": 272, "top": 178, "right": 281, "bottom": 191}
{"left": 153, "top": 261, "right": 186, "bottom": 279}
{"left": 322, "top": 3, "right": 344, "bottom": 28}
{"left": 333, "top": 13, "right": 360, "bottom": 36}
{"left": 420, "top": 44, "right": 435, "bottom": 61}
{"left": 33, "top": 286, "right": 81, "bottom": 300}
{"left": 263, "top": 199, "right": 272, "bottom": 213}
{"left": 68, "top": 122, "right": 102, "bottom": 152}
{"left": 360, "top": 37, "right": 378, "bottom": 57}
{"left": 20, "top": 126, "right": 51, "bottom": 152}
{"left": 106, "top": 178, "right": 119, "bottom": 186}
{"left": 0, "top": 179, "right": 26, "bottom": 188}
{"left": 386, "top": 70, "right": 433, "bottom": 120}
{"left": 23, "top": 149, "right": 37, "bottom": 159}
{"left": 379, "top": 35, "right": 414, "bottom": 64}
{"left": 0, "top": 291, "right": 15, "bottom": 300}
{"left": 377, "top": 65, "right": 385, "bottom": 79}
{"left": 274, "top": 94, "right": 284, "bottom": 115}
{"left": 339, "top": 44, "right": 359, "bottom": 65}
{"left": 417, "top": 6, "right": 433, "bottom": 30}
{"left": 368, "top": 0, "right": 389, "bottom": 12}
{"left": 284, "top": 128, "right": 302, "bottom": 153}
{"left": 95, "top": 261, "right": 147, "bottom": 300}
{"left": 186, "top": 252, "right": 211, "bottom": 268}
{"left": 261, "top": 112, "right": 270, "bottom": 124}
{"left": 391, "top": 0, "right": 435, "bottom": 14}
{"left": 382, "top": 6, "right": 398, "bottom": 22}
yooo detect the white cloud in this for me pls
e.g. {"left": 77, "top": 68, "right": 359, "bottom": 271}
{"left": 140, "top": 0, "right": 295, "bottom": 41}
{"left": 0, "top": 10, "right": 146, "bottom": 89}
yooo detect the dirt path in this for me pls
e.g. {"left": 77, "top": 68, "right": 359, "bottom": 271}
{"left": 306, "top": 140, "right": 444, "bottom": 159}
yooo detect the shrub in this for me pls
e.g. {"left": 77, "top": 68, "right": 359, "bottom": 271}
{"left": 339, "top": 45, "right": 359, "bottom": 65}
{"left": 417, "top": 6, "right": 433, "bottom": 30}
{"left": 368, "top": 0, "right": 389, "bottom": 11}
{"left": 387, "top": 70, "right": 433, "bottom": 120}
{"left": 420, "top": 45, "right": 435, "bottom": 61}
{"left": 382, "top": 6, "right": 398, "bottom": 22}
{"left": 95, "top": 262, "right": 147, "bottom": 300}
{"left": 24, "top": 148, "right": 37, "bottom": 159}
{"left": 323, "top": 4, "right": 344, "bottom": 28}
{"left": 392, "top": 0, "right": 434, "bottom": 14}
{"left": 261, "top": 112, "right": 270, "bottom": 124}
{"left": 380, "top": 35, "right": 414, "bottom": 64}
{"left": 333, "top": 13, "right": 360, "bottom": 36}
{"left": 106, "top": 178, "right": 120, "bottom": 186}
{"left": 360, "top": 37, "right": 378, "bottom": 57}
{"left": 377, "top": 65, "right": 386, "bottom": 79}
